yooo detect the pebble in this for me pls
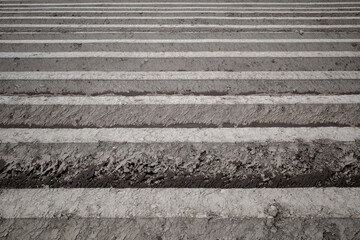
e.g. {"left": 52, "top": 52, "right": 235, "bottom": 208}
{"left": 266, "top": 216, "right": 275, "bottom": 227}
{"left": 268, "top": 205, "right": 278, "bottom": 217}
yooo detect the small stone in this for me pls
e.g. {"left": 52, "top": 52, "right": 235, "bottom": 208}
{"left": 270, "top": 226, "right": 277, "bottom": 233}
{"left": 265, "top": 216, "right": 275, "bottom": 227}
{"left": 268, "top": 205, "right": 278, "bottom": 217}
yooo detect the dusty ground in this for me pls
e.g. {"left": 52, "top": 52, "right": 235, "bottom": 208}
{"left": 1, "top": 217, "right": 360, "bottom": 240}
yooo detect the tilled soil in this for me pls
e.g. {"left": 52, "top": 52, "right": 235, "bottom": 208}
{"left": 1, "top": 104, "right": 360, "bottom": 127}
{"left": 1, "top": 140, "right": 359, "bottom": 188}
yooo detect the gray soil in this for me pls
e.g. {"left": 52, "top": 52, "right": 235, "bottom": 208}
{"left": 2, "top": 57, "right": 360, "bottom": 71}
{"left": 1, "top": 104, "right": 359, "bottom": 128}
{"left": 3, "top": 26, "right": 360, "bottom": 33}
{"left": 1, "top": 217, "right": 360, "bottom": 240}
{"left": 2, "top": 79, "right": 360, "bottom": 95}
{"left": 1, "top": 0, "right": 360, "bottom": 239}
{"left": 2, "top": 42, "right": 359, "bottom": 52}
{"left": 0, "top": 32, "right": 358, "bottom": 40}
{"left": 1, "top": 140, "right": 359, "bottom": 188}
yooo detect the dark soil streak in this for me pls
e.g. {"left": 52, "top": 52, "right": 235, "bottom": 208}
{"left": 0, "top": 159, "right": 6, "bottom": 173}
{"left": 1, "top": 170, "right": 360, "bottom": 189}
